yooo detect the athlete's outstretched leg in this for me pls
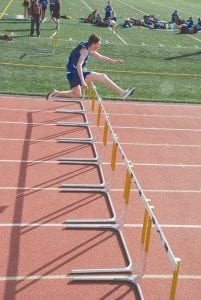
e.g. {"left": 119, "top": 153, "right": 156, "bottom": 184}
{"left": 85, "top": 72, "right": 135, "bottom": 99}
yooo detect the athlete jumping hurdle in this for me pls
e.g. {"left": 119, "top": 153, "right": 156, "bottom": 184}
{"left": 46, "top": 33, "right": 135, "bottom": 100}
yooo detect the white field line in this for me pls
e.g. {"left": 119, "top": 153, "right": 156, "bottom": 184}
{"left": 28, "top": 35, "right": 201, "bottom": 50}
{"left": 116, "top": 0, "right": 147, "bottom": 15}
{"left": 0, "top": 138, "right": 201, "bottom": 148}
{"left": 1, "top": 120, "right": 201, "bottom": 132}
{"left": 0, "top": 159, "right": 201, "bottom": 168}
{"left": 0, "top": 223, "right": 201, "bottom": 229}
{"left": 187, "top": 34, "right": 201, "bottom": 43}
{"left": 0, "top": 274, "right": 200, "bottom": 280}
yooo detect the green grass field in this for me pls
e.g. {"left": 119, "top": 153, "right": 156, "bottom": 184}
{"left": 0, "top": 0, "right": 201, "bottom": 103}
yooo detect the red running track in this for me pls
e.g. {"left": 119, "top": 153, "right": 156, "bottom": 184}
{"left": 0, "top": 95, "right": 201, "bottom": 300}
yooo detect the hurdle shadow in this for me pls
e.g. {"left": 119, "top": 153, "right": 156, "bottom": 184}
{"left": 3, "top": 112, "right": 32, "bottom": 300}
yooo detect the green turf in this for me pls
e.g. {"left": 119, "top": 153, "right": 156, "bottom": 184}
{"left": 0, "top": 0, "right": 201, "bottom": 103}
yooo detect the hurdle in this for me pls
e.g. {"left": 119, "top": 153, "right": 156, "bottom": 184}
{"left": 54, "top": 94, "right": 118, "bottom": 224}
{"left": 68, "top": 83, "right": 181, "bottom": 300}
{"left": 50, "top": 31, "right": 58, "bottom": 53}
{"left": 63, "top": 88, "right": 139, "bottom": 275}
{"left": 30, "top": 31, "right": 58, "bottom": 56}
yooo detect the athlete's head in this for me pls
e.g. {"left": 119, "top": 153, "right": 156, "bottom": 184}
{"left": 88, "top": 34, "right": 101, "bottom": 51}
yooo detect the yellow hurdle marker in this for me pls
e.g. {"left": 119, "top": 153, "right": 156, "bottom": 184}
{"left": 51, "top": 32, "right": 58, "bottom": 52}
{"left": 141, "top": 199, "right": 151, "bottom": 245}
{"left": 123, "top": 163, "right": 133, "bottom": 205}
{"left": 91, "top": 90, "right": 96, "bottom": 111}
{"left": 97, "top": 103, "right": 102, "bottom": 126}
{"left": 87, "top": 83, "right": 92, "bottom": 100}
{"left": 145, "top": 206, "right": 154, "bottom": 253}
{"left": 111, "top": 136, "right": 118, "bottom": 171}
{"left": 103, "top": 117, "right": 109, "bottom": 146}
{"left": 170, "top": 259, "right": 181, "bottom": 300}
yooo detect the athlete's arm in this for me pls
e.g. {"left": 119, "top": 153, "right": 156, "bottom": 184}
{"left": 92, "top": 51, "right": 123, "bottom": 64}
{"left": 76, "top": 48, "right": 88, "bottom": 89}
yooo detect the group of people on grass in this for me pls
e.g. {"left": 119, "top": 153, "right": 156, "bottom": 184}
{"left": 23, "top": 0, "right": 60, "bottom": 37}
{"left": 171, "top": 10, "right": 201, "bottom": 34}
{"left": 82, "top": 1, "right": 117, "bottom": 27}
{"left": 117, "top": 9, "right": 201, "bottom": 34}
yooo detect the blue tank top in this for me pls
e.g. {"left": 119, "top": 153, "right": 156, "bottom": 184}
{"left": 67, "top": 42, "right": 91, "bottom": 72}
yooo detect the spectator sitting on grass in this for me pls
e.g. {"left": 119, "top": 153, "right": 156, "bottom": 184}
{"left": 85, "top": 9, "right": 98, "bottom": 23}
{"left": 105, "top": 0, "right": 113, "bottom": 20}
{"left": 179, "top": 16, "right": 195, "bottom": 34}
{"left": 171, "top": 10, "right": 178, "bottom": 23}
{"left": 197, "top": 17, "right": 201, "bottom": 31}
{"left": 186, "top": 16, "right": 194, "bottom": 29}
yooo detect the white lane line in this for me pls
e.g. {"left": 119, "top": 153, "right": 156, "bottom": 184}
{"left": 104, "top": 101, "right": 201, "bottom": 109}
{"left": 0, "top": 138, "right": 55, "bottom": 142}
{"left": 1, "top": 97, "right": 201, "bottom": 109}
{"left": 1, "top": 121, "right": 201, "bottom": 132}
{"left": 103, "top": 113, "right": 201, "bottom": 119}
{"left": 1, "top": 106, "right": 201, "bottom": 119}
{"left": 0, "top": 159, "right": 58, "bottom": 164}
{"left": 0, "top": 108, "right": 42, "bottom": 112}
{"left": 0, "top": 138, "right": 201, "bottom": 148}
{"left": 125, "top": 224, "right": 201, "bottom": 229}
{"left": 0, "top": 274, "right": 200, "bottom": 280}
{"left": 110, "top": 125, "right": 201, "bottom": 132}
{"left": 0, "top": 187, "right": 59, "bottom": 190}
{"left": 0, "top": 121, "right": 54, "bottom": 126}
{"left": 103, "top": 162, "right": 201, "bottom": 168}
{"left": 0, "top": 223, "right": 201, "bottom": 229}
{"left": 0, "top": 187, "right": 201, "bottom": 193}
{"left": 111, "top": 189, "right": 201, "bottom": 193}
{"left": 0, "top": 160, "right": 201, "bottom": 168}
{"left": 144, "top": 275, "right": 201, "bottom": 280}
